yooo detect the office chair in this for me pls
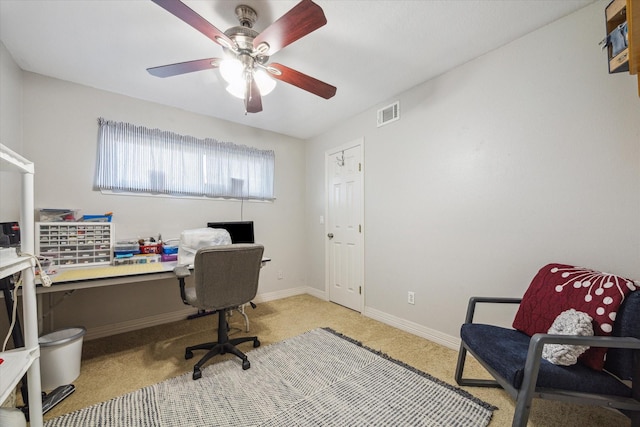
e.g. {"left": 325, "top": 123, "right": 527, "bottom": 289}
{"left": 174, "top": 244, "right": 264, "bottom": 380}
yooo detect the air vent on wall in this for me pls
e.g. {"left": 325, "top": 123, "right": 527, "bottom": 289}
{"left": 377, "top": 101, "right": 400, "bottom": 127}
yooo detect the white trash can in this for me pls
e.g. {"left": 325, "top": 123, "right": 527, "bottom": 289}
{"left": 0, "top": 408, "right": 26, "bottom": 427}
{"left": 38, "top": 327, "right": 86, "bottom": 391}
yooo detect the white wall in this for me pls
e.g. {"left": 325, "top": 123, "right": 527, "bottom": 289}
{"left": 306, "top": 0, "right": 640, "bottom": 345}
{"left": 0, "top": 41, "right": 23, "bottom": 221}
{"left": 18, "top": 72, "right": 308, "bottom": 335}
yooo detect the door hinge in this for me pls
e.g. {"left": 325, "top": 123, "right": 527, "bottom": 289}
{"left": 359, "top": 286, "right": 362, "bottom": 295}
{"left": 359, "top": 163, "right": 362, "bottom": 172}
{"left": 359, "top": 224, "right": 362, "bottom": 233}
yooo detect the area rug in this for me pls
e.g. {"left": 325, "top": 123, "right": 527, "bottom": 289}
{"left": 45, "top": 328, "right": 496, "bottom": 426}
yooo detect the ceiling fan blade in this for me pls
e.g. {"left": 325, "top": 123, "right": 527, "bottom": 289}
{"left": 147, "top": 58, "right": 220, "bottom": 78}
{"left": 151, "top": 0, "right": 234, "bottom": 49}
{"left": 245, "top": 78, "right": 263, "bottom": 113}
{"left": 268, "top": 63, "right": 336, "bottom": 99}
{"left": 253, "top": 0, "right": 327, "bottom": 56}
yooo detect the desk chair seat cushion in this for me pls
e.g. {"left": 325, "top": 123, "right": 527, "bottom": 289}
{"left": 460, "top": 323, "right": 632, "bottom": 397}
{"left": 512, "top": 263, "right": 637, "bottom": 371}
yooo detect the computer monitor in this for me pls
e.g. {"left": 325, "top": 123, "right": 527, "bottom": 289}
{"left": 207, "top": 221, "right": 255, "bottom": 244}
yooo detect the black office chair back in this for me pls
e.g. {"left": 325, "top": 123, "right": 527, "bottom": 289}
{"left": 192, "top": 244, "right": 264, "bottom": 311}
{"left": 604, "top": 290, "right": 640, "bottom": 381}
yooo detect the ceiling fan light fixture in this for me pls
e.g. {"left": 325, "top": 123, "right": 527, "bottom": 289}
{"left": 225, "top": 68, "right": 276, "bottom": 99}
{"left": 219, "top": 58, "right": 244, "bottom": 84}
{"left": 254, "top": 69, "right": 276, "bottom": 96}
{"left": 226, "top": 80, "right": 246, "bottom": 99}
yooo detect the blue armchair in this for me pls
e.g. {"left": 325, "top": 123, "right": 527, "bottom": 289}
{"left": 455, "top": 291, "right": 640, "bottom": 426}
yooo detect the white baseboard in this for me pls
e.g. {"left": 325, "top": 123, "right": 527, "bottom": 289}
{"left": 84, "top": 286, "right": 460, "bottom": 350}
{"left": 85, "top": 307, "right": 196, "bottom": 340}
{"left": 304, "top": 286, "right": 460, "bottom": 350}
{"left": 363, "top": 306, "right": 460, "bottom": 350}
{"left": 84, "top": 286, "right": 312, "bottom": 341}
{"left": 252, "top": 286, "right": 309, "bottom": 304}
{"left": 305, "top": 286, "right": 326, "bottom": 301}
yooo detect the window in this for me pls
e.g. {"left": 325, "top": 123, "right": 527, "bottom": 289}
{"left": 94, "top": 118, "right": 275, "bottom": 200}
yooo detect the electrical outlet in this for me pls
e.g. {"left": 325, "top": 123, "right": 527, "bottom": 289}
{"left": 277, "top": 270, "right": 284, "bottom": 280}
{"left": 407, "top": 291, "right": 415, "bottom": 305}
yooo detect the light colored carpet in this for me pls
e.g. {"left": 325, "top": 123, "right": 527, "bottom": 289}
{"left": 42, "top": 294, "right": 629, "bottom": 426}
{"left": 44, "top": 328, "right": 495, "bottom": 426}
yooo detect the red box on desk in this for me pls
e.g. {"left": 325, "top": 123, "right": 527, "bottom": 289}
{"left": 140, "top": 244, "right": 161, "bottom": 254}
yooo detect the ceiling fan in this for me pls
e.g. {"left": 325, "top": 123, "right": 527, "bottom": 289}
{"left": 147, "top": 0, "right": 337, "bottom": 114}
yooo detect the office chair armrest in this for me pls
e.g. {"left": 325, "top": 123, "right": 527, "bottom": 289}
{"left": 174, "top": 266, "right": 191, "bottom": 305}
{"left": 173, "top": 266, "right": 191, "bottom": 278}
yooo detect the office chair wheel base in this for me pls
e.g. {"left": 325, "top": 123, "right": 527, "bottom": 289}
{"left": 185, "top": 350, "right": 194, "bottom": 360}
{"left": 242, "top": 359, "right": 250, "bottom": 370}
{"left": 253, "top": 339, "right": 260, "bottom": 348}
{"left": 192, "top": 368, "right": 202, "bottom": 380}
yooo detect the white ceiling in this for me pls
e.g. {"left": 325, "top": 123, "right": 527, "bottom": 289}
{"left": 0, "top": 0, "right": 596, "bottom": 140}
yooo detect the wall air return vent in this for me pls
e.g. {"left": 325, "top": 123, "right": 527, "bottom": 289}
{"left": 377, "top": 101, "right": 400, "bottom": 127}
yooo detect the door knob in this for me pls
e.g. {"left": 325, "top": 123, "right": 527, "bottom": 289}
{"left": 327, "top": 233, "right": 334, "bottom": 239}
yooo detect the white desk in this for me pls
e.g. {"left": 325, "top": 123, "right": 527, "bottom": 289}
{"left": 36, "top": 262, "right": 178, "bottom": 294}
{"left": 34, "top": 258, "right": 269, "bottom": 333}
{"left": 36, "top": 258, "right": 270, "bottom": 294}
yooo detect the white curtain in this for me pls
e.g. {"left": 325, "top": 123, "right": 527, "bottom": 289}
{"left": 94, "top": 118, "right": 275, "bottom": 200}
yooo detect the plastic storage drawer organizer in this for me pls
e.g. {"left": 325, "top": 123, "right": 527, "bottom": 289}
{"left": 36, "top": 222, "right": 114, "bottom": 267}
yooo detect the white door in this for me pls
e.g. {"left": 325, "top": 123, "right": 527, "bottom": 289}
{"left": 326, "top": 140, "right": 364, "bottom": 312}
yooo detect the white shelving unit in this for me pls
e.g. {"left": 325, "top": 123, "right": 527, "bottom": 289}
{"left": 0, "top": 143, "right": 44, "bottom": 426}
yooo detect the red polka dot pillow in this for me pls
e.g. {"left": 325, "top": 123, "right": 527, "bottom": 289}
{"left": 512, "top": 263, "right": 637, "bottom": 370}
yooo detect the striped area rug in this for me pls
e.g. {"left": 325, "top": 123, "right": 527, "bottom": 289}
{"left": 45, "top": 328, "right": 495, "bottom": 426}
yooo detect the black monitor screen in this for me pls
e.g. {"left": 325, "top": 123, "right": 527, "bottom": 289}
{"left": 207, "top": 221, "right": 255, "bottom": 244}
